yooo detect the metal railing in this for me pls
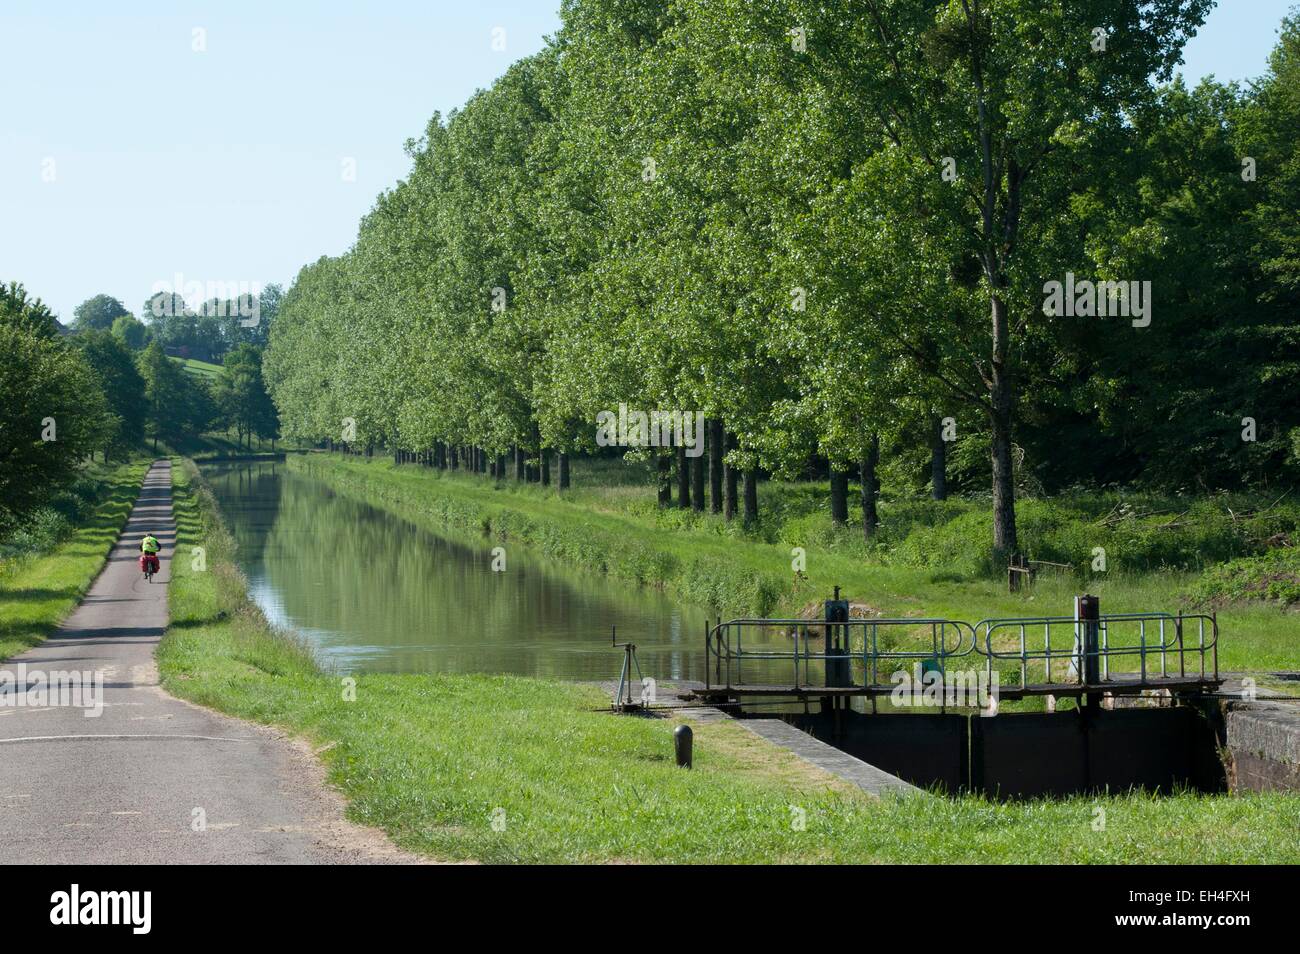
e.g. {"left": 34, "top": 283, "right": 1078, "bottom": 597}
{"left": 975, "top": 612, "right": 1218, "bottom": 689}
{"left": 705, "top": 616, "right": 977, "bottom": 691}
{"left": 704, "top": 611, "right": 1218, "bottom": 695}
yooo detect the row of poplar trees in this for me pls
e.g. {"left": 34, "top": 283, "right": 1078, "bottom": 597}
{"left": 265, "top": 0, "right": 1300, "bottom": 556}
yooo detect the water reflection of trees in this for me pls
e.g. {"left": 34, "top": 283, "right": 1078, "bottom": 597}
{"left": 203, "top": 461, "right": 284, "bottom": 567}
{"left": 212, "top": 464, "right": 717, "bottom": 680}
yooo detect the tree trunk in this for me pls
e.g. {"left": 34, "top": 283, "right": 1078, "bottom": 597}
{"left": 830, "top": 467, "right": 848, "bottom": 526}
{"left": 860, "top": 433, "right": 880, "bottom": 542}
{"left": 723, "top": 432, "right": 738, "bottom": 520}
{"left": 657, "top": 451, "right": 672, "bottom": 507}
{"left": 690, "top": 447, "right": 705, "bottom": 512}
{"left": 708, "top": 418, "right": 723, "bottom": 514}
{"left": 515, "top": 445, "right": 525, "bottom": 480}
{"left": 931, "top": 416, "right": 947, "bottom": 501}
{"left": 990, "top": 294, "right": 1017, "bottom": 558}
{"left": 676, "top": 443, "right": 690, "bottom": 508}
{"left": 742, "top": 468, "right": 759, "bottom": 524}
{"left": 558, "top": 452, "right": 570, "bottom": 490}
{"left": 450, "top": 445, "right": 459, "bottom": 470}
{"left": 541, "top": 450, "right": 551, "bottom": 487}
{"left": 496, "top": 453, "right": 505, "bottom": 479}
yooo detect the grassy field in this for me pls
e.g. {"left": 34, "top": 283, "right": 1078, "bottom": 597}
{"left": 157, "top": 455, "right": 1300, "bottom": 863}
{"left": 170, "top": 356, "right": 222, "bottom": 380}
{"left": 288, "top": 453, "right": 1298, "bottom": 675}
{"left": 0, "top": 457, "right": 150, "bottom": 660}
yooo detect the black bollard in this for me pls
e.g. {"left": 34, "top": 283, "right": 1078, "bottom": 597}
{"left": 674, "top": 724, "right": 693, "bottom": 769}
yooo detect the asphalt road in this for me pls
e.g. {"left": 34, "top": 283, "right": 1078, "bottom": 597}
{"left": 0, "top": 460, "right": 411, "bottom": 864}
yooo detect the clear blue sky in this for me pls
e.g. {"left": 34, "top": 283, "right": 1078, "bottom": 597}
{"left": 0, "top": 0, "right": 1293, "bottom": 325}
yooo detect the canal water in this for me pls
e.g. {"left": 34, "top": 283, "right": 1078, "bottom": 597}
{"left": 201, "top": 459, "right": 724, "bottom": 681}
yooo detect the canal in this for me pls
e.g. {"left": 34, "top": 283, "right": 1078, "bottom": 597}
{"left": 201, "top": 459, "right": 726, "bottom": 681}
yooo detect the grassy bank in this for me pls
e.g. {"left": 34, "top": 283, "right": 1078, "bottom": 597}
{"left": 158, "top": 456, "right": 1300, "bottom": 863}
{"left": 0, "top": 457, "right": 151, "bottom": 660}
{"left": 287, "top": 453, "right": 1297, "bottom": 673}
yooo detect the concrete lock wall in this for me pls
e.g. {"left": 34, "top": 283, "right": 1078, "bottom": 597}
{"left": 1225, "top": 701, "right": 1300, "bottom": 792}
{"left": 785, "top": 705, "right": 1226, "bottom": 799}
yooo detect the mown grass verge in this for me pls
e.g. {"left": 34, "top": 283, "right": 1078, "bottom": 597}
{"left": 159, "top": 455, "right": 1300, "bottom": 863}
{"left": 0, "top": 457, "right": 151, "bottom": 660}
{"left": 286, "top": 453, "right": 1298, "bottom": 673}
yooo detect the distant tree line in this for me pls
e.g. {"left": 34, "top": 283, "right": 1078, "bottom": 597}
{"left": 1, "top": 282, "right": 281, "bottom": 534}
{"left": 72, "top": 286, "right": 282, "bottom": 364}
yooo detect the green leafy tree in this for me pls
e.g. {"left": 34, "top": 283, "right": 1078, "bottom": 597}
{"left": 72, "top": 294, "right": 130, "bottom": 332}
{"left": 0, "top": 324, "right": 112, "bottom": 530}
{"left": 1235, "top": 11, "right": 1300, "bottom": 482}
{"left": 264, "top": 256, "right": 357, "bottom": 446}
{"left": 0, "top": 281, "right": 61, "bottom": 339}
{"left": 1244, "top": 10, "right": 1300, "bottom": 306}
{"left": 213, "top": 344, "right": 278, "bottom": 448}
{"left": 76, "top": 331, "right": 147, "bottom": 460}
{"left": 787, "top": 0, "right": 1210, "bottom": 557}
{"left": 136, "top": 341, "right": 192, "bottom": 451}
{"left": 110, "top": 312, "right": 151, "bottom": 350}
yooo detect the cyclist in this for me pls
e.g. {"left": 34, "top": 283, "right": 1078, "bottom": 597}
{"left": 139, "top": 531, "right": 161, "bottom": 580}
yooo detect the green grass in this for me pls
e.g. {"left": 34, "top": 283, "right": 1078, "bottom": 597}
{"left": 157, "top": 455, "right": 1300, "bottom": 863}
{"left": 0, "top": 457, "right": 150, "bottom": 660}
{"left": 288, "top": 453, "right": 1299, "bottom": 674}
{"left": 170, "top": 356, "right": 222, "bottom": 379}
{"left": 1191, "top": 547, "right": 1300, "bottom": 607}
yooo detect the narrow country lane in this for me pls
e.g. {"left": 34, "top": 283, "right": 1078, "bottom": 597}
{"left": 0, "top": 460, "right": 411, "bottom": 864}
